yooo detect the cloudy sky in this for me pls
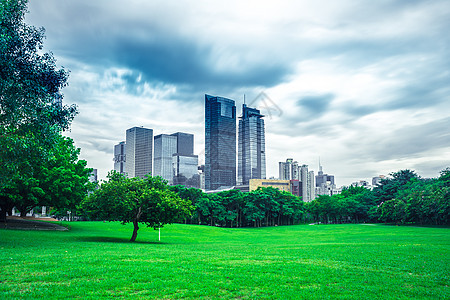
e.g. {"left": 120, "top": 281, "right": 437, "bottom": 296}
{"left": 26, "top": 0, "right": 450, "bottom": 186}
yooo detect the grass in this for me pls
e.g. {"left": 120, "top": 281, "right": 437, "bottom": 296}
{"left": 0, "top": 222, "right": 449, "bottom": 299}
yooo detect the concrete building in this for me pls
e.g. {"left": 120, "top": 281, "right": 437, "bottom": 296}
{"left": 238, "top": 104, "right": 266, "bottom": 185}
{"left": 249, "top": 179, "right": 291, "bottom": 193}
{"left": 279, "top": 158, "right": 300, "bottom": 180}
{"left": 125, "top": 126, "right": 153, "bottom": 178}
{"left": 372, "top": 175, "right": 385, "bottom": 186}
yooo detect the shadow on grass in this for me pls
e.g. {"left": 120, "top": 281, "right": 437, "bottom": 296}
{"left": 77, "top": 236, "right": 168, "bottom": 244}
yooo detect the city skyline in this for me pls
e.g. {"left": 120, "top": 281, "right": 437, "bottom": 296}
{"left": 25, "top": 0, "right": 450, "bottom": 186}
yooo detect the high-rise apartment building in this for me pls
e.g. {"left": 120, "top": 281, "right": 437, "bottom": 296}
{"left": 300, "top": 165, "right": 310, "bottom": 202}
{"left": 113, "top": 141, "right": 126, "bottom": 175}
{"left": 125, "top": 126, "right": 153, "bottom": 178}
{"left": 309, "top": 170, "right": 316, "bottom": 200}
{"left": 238, "top": 104, "right": 266, "bottom": 185}
{"left": 205, "top": 94, "right": 236, "bottom": 190}
{"left": 279, "top": 158, "right": 300, "bottom": 180}
{"left": 153, "top": 134, "right": 177, "bottom": 183}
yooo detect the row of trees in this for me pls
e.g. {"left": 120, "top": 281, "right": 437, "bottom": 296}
{"left": 1, "top": 0, "right": 92, "bottom": 220}
{"left": 80, "top": 175, "right": 304, "bottom": 241}
{"left": 306, "top": 169, "right": 450, "bottom": 225}
{"left": 171, "top": 186, "right": 304, "bottom": 227}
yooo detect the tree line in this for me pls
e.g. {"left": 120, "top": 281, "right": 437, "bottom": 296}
{"left": 305, "top": 169, "right": 450, "bottom": 225}
{"left": 169, "top": 185, "right": 304, "bottom": 227}
{"left": 167, "top": 168, "right": 450, "bottom": 227}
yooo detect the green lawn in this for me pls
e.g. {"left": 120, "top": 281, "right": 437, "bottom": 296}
{"left": 1, "top": 222, "right": 449, "bottom": 299}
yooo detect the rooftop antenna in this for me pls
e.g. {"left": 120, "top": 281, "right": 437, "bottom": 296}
{"left": 244, "top": 94, "right": 246, "bottom": 105}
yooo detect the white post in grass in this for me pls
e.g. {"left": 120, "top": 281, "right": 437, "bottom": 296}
{"left": 158, "top": 226, "right": 161, "bottom": 241}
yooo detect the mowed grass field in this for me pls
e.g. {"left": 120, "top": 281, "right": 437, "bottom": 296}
{"left": 1, "top": 222, "right": 449, "bottom": 299}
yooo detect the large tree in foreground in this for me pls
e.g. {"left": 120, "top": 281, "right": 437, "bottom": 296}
{"left": 80, "top": 172, "right": 194, "bottom": 242}
{"left": 0, "top": 0, "right": 77, "bottom": 220}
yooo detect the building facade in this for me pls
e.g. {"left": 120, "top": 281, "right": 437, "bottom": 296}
{"left": 113, "top": 141, "right": 126, "bottom": 175}
{"left": 170, "top": 132, "right": 194, "bottom": 156}
{"left": 173, "top": 154, "right": 199, "bottom": 188}
{"left": 125, "top": 126, "right": 153, "bottom": 178}
{"left": 315, "top": 163, "right": 338, "bottom": 196}
{"left": 153, "top": 134, "right": 177, "bottom": 183}
{"left": 238, "top": 104, "right": 266, "bottom": 185}
{"left": 249, "top": 179, "right": 291, "bottom": 193}
{"left": 205, "top": 94, "right": 237, "bottom": 190}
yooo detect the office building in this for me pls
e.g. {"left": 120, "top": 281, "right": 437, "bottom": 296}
{"left": 113, "top": 141, "right": 126, "bottom": 175}
{"left": 125, "top": 126, "right": 153, "bottom": 178}
{"left": 238, "top": 104, "right": 266, "bottom": 185}
{"left": 154, "top": 134, "right": 177, "bottom": 183}
{"left": 171, "top": 132, "right": 194, "bottom": 156}
{"left": 173, "top": 154, "right": 199, "bottom": 188}
{"left": 315, "top": 162, "right": 338, "bottom": 196}
{"left": 205, "top": 94, "right": 237, "bottom": 190}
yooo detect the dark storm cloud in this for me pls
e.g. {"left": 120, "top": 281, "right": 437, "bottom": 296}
{"left": 112, "top": 35, "right": 290, "bottom": 89}
{"left": 297, "top": 94, "right": 334, "bottom": 115}
{"left": 27, "top": 1, "right": 291, "bottom": 94}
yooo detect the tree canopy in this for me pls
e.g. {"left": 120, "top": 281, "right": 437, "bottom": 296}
{"left": 1, "top": 0, "right": 80, "bottom": 221}
{"left": 81, "top": 172, "right": 194, "bottom": 242}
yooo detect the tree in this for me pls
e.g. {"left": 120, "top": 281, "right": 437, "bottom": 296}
{"left": 373, "top": 170, "right": 418, "bottom": 205}
{"left": 0, "top": 0, "right": 77, "bottom": 220}
{"left": 80, "top": 172, "right": 194, "bottom": 242}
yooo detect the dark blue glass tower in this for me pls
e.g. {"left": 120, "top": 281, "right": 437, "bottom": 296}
{"left": 238, "top": 104, "right": 266, "bottom": 185}
{"left": 205, "top": 94, "right": 236, "bottom": 190}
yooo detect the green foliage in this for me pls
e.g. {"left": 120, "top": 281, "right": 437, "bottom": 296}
{"left": 80, "top": 172, "right": 194, "bottom": 241}
{"left": 306, "top": 169, "right": 449, "bottom": 225}
{"left": 0, "top": 0, "right": 78, "bottom": 220}
{"left": 1, "top": 222, "right": 449, "bottom": 299}
{"left": 170, "top": 186, "right": 304, "bottom": 227}
{"left": 0, "top": 135, "right": 91, "bottom": 218}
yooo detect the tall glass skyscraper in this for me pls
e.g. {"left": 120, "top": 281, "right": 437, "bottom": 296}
{"left": 125, "top": 126, "right": 153, "bottom": 178}
{"left": 153, "top": 134, "right": 177, "bottom": 184}
{"left": 238, "top": 104, "right": 266, "bottom": 185}
{"left": 205, "top": 94, "right": 236, "bottom": 190}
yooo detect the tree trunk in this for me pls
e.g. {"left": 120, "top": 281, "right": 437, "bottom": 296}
{"left": 130, "top": 219, "right": 139, "bottom": 242}
{"left": 130, "top": 206, "right": 142, "bottom": 242}
{"left": 0, "top": 208, "right": 6, "bottom": 223}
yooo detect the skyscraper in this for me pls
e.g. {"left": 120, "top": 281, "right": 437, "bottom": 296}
{"left": 315, "top": 161, "right": 337, "bottom": 196}
{"left": 125, "top": 126, "right": 153, "bottom": 178}
{"left": 170, "top": 132, "right": 194, "bottom": 156}
{"left": 113, "top": 141, "right": 126, "bottom": 175}
{"left": 153, "top": 134, "right": 177, "bottom": 183}
{"left": 238, "top": 104, "right": 266, "bottom": 185}
{"left": 205, "top": 94, "right": 236, "bottom": 190}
